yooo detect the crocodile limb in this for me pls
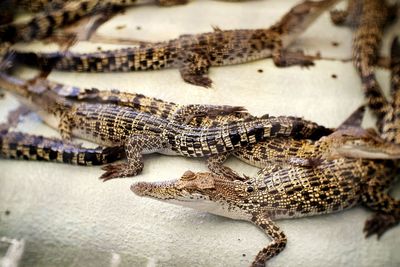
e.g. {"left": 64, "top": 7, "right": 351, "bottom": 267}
{"left": 15, "top": 0, "right": 339, "bottom": 87}
{"left": 330, "top": 0, "right": 398, "bottom": 121}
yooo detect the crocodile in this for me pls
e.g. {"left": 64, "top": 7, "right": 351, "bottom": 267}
{"left": 132, "top": 155, "right": 399, "bottom": 266}
{"left": 14, "top": 0, "right": 339, "bottom": 87}
{"left": 330, "top": 0, "right": 398, "bottom": 121}
{"left": 43, "top": 75, "right": 400, "bottom": 178}
{"left": 0, "top": 72, "right": 332, "bottom": 180}
{"left": 130, "top": 38, "right": 400, "bottom": 266}
{"left": 11, "top": 75, "right": 251, "bottom": 125}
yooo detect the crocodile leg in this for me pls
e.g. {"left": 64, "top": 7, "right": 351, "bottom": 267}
{"left": 179, "top": 51, "right": 212, "bottom": 88}
{"left": 272, "top": 45, "right": 315, "bottom": 68}
{"left": 100, "top": 134, "right": 166, "bottom": 181}
{"left": 206, "top": 153, "right": 245, "bottom": 181}
{"left": 362, "top": 187, "right": 400, "bottom": 239}
{"left": 250, "top": 213, "right": 287, "bottom": 267}
{"left": 330, "top": 0, "right": 358, "bottom": 26}
{"left": 59, "top": 112, "right": 75, "bottom": 141}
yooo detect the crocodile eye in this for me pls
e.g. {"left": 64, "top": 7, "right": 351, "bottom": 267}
{"left": 246, "top": 186, "right": 254, "bottom": 193}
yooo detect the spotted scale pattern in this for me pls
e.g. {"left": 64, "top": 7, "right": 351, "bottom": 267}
{"left": 330, "top": 0, "right": 397, "bottom": 120}
{"left": 69, "top": 103, "right": 331, "bottom": 153}
{"left": 131, "top": 60, "right": 400, "bottom": 265}
{"left": 48, "top": 82, "right": 248, "bottom": 123}
{"left": 59, "top": 102, "right": 331, "bottom": 179}
{"left": 16, "top": 0, "right": 338, "bottom": 87}
{"left": 381, "top": 38, "right": 400, "bottom": 143}
{"left": 132, "top": 154, "right": 400, "bottom": 266}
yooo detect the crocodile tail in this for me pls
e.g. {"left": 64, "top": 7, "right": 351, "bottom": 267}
{"left": 360, "top": 71, "right": 389, "bottom": 122}
{"left": 353, "top": 30, "right": 388, "bottom": 121}
{"left": 0, "top": 132, "right": 124, "bottom": 165}
{"left": 14, "top": 42, "right": 174, "bottom": 72}
{"left": 381, "top": 37, "right": 400, "bottom": 143}
{"left": 14, "top": 51, "right": 62, "bottom": 72}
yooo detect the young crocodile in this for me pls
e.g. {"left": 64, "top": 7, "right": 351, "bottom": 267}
{"left": 15, "top": 0, "right": 339, "bottom": 87}
{"left": 42, "top": 75, "right": 398, "bottom": 178}
{"left": 0, "top": 73, "right": 332, "bottom": 180}
{"left": 130, "top": 38, "right": 400, "bottom": 266}
{"left": 132, "top": 155, "right": 399, "bottom": 266}
{"left": 330, "top": 0, "right": 397, "bottom": 121}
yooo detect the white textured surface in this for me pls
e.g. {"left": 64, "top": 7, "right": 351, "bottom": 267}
{"left": 1, "top": 0, "right": 400, "bottom": 266}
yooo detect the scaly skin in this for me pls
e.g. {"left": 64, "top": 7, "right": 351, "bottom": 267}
{"left": 130, "top": 110, "right": 400, "bottom": 266}
{"left": 0, "top": 0, "right": 188, "bottom": 43}
{"left": 132, "top": 156, "right": 399, "bottom": 266}
{"left": 66, "top": 85, "right": 399, "bottom": 176}
{"left": 0, "top": 72, "right": 332, "bottom": 180}
{"left": 0, "top": 130, "right": 124, "bottom": 165}
{"left": 0, "top": 104, "right": 124, "bottom": 165}
{"left": 330, "top": 0, "right": 397, "bottom": 121}
{"left": 130, "top": 38, "right": 400, "bottom": 266}
{"left": 0, "top": 72, "right": 248, "bottom": 124}
{"left": 381, "top": 37, "right": 400, "bottom": 143}
{"left": 60, "top": 104, "right": 331, "bottom": 180}
{"left": 15, "top": 0, "right": 339, "bottom": 87}
{"left": 27, "top": 77, "right": 250, "bottom": 124}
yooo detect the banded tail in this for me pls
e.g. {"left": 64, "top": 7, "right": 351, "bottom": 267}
{"left": 0, "top": 131, "right": 124, "bottom": 165}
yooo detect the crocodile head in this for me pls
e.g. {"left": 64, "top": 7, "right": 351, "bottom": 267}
{"left": 320, "top": 127, "right": 400, "bottom": 159}
{"left": 131, "top": 171, "right": 253, "bottom": 220}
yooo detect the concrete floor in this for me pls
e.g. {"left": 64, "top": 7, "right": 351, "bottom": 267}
{"left": 1, "top": 0, "right": 400, "bottom": 266}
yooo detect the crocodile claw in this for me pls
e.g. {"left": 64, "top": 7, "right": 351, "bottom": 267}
{"left": 363, "top": 213, "right": 397, "bottom": 239}
{"left": 99, "top": 162, "right": 143, "bottom": 181}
